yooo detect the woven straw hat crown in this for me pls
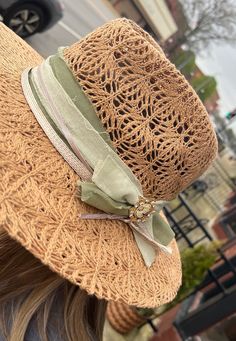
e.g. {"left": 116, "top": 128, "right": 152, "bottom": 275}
{"left": 63, "top": 18, "right": 217, "bottom": 199}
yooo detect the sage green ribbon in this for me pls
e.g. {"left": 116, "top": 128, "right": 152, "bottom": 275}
{"left": 21, "top": 48, "right": 175, "bottom": 267}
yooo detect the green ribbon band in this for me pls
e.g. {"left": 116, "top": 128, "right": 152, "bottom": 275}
{"left": 21, "top": 48, "right": 175, "bottom": 267}
{"left": 79, "top": 155, "right": 174, "bottom": 246}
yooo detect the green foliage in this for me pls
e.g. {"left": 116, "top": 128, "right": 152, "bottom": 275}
{"left": 172, "top": 50, "right": 218, "bottom": 103}
{"left": 173, "top": 50, "right": 196, "bottom": 77}
{"left": 167, "top": 241, "right": 221, "bottom": 310}
{"left": 191, "top": 75, "right": 217, "bottom": 102}
{"left": 177, "top": 242, "right": 219, "bottom": 300}
{"left": 136, "top": 241, "right": 221, "bottom": 318}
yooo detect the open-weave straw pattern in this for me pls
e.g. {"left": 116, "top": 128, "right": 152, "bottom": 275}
{"left": 64, "top": 19, "right": 218, "bottom": 200}
{"left": 0, "top": 23, "right": 182, "bottom": 308}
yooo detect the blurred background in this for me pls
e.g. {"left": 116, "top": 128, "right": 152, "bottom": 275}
{"left": 1, "top": 0, "right": 236, "bottom": 340}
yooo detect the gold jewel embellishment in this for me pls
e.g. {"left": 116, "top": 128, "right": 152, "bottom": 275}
{"left": 129, "top": 196, "right": 156, "bottom": 223}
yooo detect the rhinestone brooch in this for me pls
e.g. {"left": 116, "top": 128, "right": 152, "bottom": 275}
{"left": 129, "top": 196, "right": 156, "bottom": 223}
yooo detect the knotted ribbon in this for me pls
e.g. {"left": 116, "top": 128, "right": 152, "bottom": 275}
{"left": 21, "top": 48, "right": 174, "bottom": 266}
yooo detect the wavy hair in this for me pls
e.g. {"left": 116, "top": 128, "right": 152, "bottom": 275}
{"left": 0, "top": 229, "right": 107, "bottom": 341}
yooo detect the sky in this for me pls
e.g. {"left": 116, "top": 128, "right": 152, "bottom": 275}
{"left": 196, "top": 43, "right": 236, "bottom": 131}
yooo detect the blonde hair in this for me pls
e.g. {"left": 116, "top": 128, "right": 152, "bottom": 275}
{"left": 0, "top": 229, "right": 107, "bottom": 341}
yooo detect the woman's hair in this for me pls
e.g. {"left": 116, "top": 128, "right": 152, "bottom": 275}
{"left": 0, "top": 228, "right": 107, "bottom": 341}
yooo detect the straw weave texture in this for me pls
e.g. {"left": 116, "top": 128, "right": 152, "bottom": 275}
{"left": 64, "top": 19, "right": 218, "bottom": 200}
{"left": 0, "top": 23, "right": 182, "bottom": 308}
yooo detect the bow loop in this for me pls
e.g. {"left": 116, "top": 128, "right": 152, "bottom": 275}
{"left": 92, "top": 156, "right": 141, "bottom": 205}
{"left": 79, "top": 155, "right": 174, "bottom": 266}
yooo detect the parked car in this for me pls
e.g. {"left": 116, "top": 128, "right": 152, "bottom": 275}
{"left": 0, "top": 0, "right": 64, "bottom": 38}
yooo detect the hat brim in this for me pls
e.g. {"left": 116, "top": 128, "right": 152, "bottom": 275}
{"left": 0, "top": 24, "right": 181, "bottom": 308}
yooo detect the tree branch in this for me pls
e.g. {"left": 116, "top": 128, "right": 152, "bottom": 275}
{"left": 171, "top": 0, "right": 236, "bottom": 54}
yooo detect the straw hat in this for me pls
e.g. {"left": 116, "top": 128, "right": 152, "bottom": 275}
{"left": 0, "top": 18, "right": 217, "bottom": 308}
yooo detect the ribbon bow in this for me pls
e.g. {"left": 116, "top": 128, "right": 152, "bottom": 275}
{"left": 22, "top": 54, "right": 174, "bottom": 267}
{"left": 79, "top": 155, "right": 174, "bottom": 266}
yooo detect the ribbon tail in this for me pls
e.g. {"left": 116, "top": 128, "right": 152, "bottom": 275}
{"left": 133, "top": 231, "right": 156, "bottom": 267}
{"left": 129, "top": 222, "right": 172, "bottom": 267}
{"left": 130, "top": 222, "right": 172, "bottom": 253}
